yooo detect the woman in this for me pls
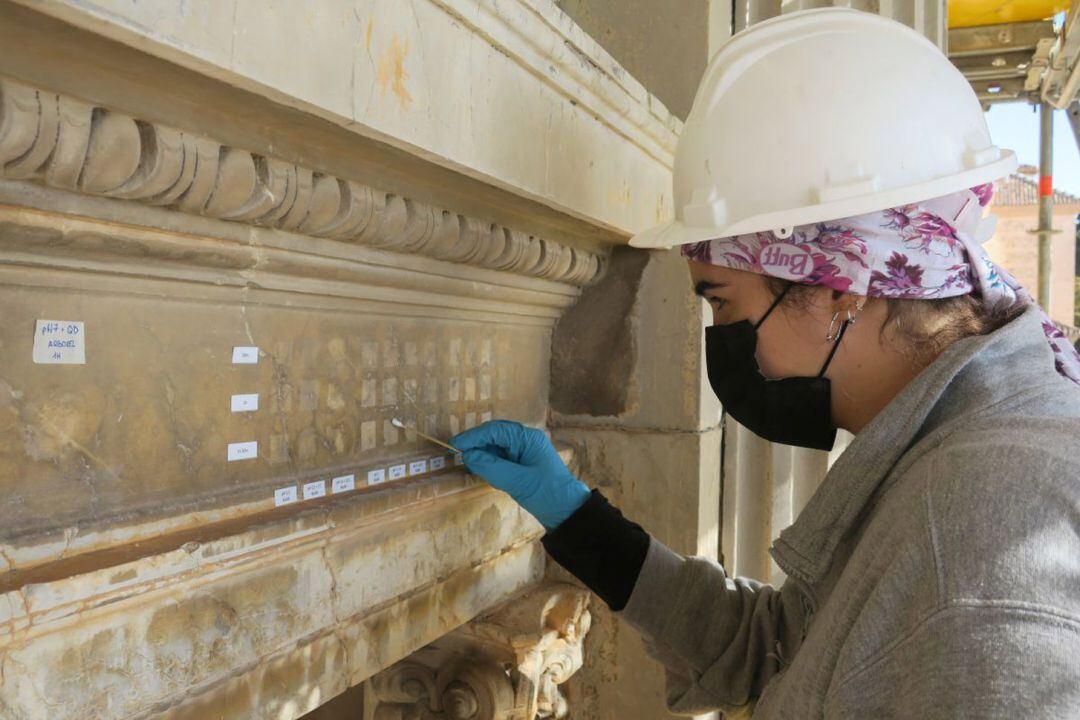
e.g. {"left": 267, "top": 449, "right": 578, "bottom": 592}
{"left": 451, "top": 8, "right": 1080, "bottom": 718}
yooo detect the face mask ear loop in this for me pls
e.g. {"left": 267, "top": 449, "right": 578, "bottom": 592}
{"left": 754, "top": 282, "right": 793, "bottom": 331}
{"left": 818, "top": 316, "right": 850, "bottom": 378}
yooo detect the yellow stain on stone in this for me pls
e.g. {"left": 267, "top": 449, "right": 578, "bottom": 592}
{"left": 608, "top": 182, "right": 631, "bottom": 209}
{"left": 655, "top": 191, "right": 670, "bottom": 223}
{"left": 376, "top": 35, "right": 413, "bottom": 112}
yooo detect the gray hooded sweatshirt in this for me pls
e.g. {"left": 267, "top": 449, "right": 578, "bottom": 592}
{"left": 618, "top": 305, "right": 1080, "bottom": 718}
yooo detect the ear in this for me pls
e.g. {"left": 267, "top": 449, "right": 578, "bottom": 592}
{"left": 831, "top": 293, "right": 868, "bottom": 318}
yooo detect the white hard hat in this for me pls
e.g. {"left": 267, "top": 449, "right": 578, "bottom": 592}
{"left": 630, "top": 7, "right": 1017, "bottom": 250}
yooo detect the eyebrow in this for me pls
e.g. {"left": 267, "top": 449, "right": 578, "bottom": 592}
{"left": 694, "top": 281, "right": 728, "bottom": 297}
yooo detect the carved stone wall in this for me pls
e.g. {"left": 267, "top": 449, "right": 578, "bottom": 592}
{"left": 0, "top": 0, "right": 692, "bottom": 718}
{"left": 0, "top": 0, "right": 677, "bottom": 240}
{"left": 0, "top": 78, "right": 602, "bottom": 286}
{"left": 0, "top": 68, "right": 603, "bottom": 717}
{"left": 364, "top": 582, "right": 590, "bottom": 720}
{"left": 0, "top": 71, "right": 607, "bottom": 565}
{"left": 0, "top": 70, "right": 597, "bottom": 720}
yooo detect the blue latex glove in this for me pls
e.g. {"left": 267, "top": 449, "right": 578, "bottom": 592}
{"left": 449, "top": 420, "right": 591, "bottom": 530}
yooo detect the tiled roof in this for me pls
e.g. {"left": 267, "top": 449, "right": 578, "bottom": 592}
{"left": 1054, "top": 320, "right": 1080, "bottom": 341}
{"left": 992, "top": 173, "right": 1080, "bottom": 206}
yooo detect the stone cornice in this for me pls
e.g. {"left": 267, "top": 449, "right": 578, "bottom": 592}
{"left": 0, "top": 480, "right": 547, "bottom": 719}
{"left": 0, "top": 191, "right": 581, "bottom": 326}
{"left": 0, "top": 77, "right": 604, "bottom": 286}
{"left": 4, "top": 0, "right": 677, "bottom": 237}
{"left": 429, "top": 0, "right": 679, "bottom": 165}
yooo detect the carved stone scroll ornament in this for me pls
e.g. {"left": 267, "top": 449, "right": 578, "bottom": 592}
{"left": 0, "top": 77, "right": 603, "bottom": 286}
{"left": 363, "top": 582, "right": 591, "bottom": 720}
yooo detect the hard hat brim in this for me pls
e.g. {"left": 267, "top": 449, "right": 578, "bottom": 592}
{"left": 629, "top": 150, "right": 1017, "bottom": 250}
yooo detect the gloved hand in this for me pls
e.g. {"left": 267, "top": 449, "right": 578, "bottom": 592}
{"left": 449, "top": 420, "right": 591, "bottom": 531}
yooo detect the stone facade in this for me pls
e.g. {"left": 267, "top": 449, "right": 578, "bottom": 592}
{"left": 0, "top": 1, "right": 714, "bottom": 718}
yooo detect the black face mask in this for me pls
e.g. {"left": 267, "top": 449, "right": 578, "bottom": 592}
{"left": 704, "top": 284, "right": 848, "bottom": 451}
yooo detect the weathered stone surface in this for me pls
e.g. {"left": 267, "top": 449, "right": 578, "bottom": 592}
{"left": 0, "top": 482, "right": 546, "bottom": 720}
{"left": 4, "top": 0, "right": 679, "bottom": 238}
{"left": 0, "top": 2, "right": 622, "bottom": 257}
{"left": 0, "top": 187, "right": 565, "bottom": 570}
{"left": 0, "top": 1, "right": 710, "bottom": 718}
{"left": 364, "top": 581, "right": 590, "bottom": 719}
{"left": 551, "top": 248, "right": 721, "bottom": 433}
{"left": 0, "top": 68, "right": 577, "bottom": 713}
{"left": 0, "top": 77, "right": 604, "bottom": 286}
{"left": 549, "top": 247, "right": 650, "bottom": 416}
{"left": 555, "top": 0, "right": 709, "bottom": 120}
{"left": 548, "top": 220, "right": 722, "bottom": 720}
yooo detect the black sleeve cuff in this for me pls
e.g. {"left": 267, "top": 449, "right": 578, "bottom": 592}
{"left": 541, "top": 489, "right": 651, "bottom": 611}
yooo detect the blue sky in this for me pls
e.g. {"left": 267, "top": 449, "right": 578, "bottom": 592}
{"left": 986, "top": 103, "right": 1080, "bottom": 197}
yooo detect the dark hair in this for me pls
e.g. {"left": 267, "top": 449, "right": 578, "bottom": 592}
{"left": 762, "top": 276, "right": 1027, "bottom": 366}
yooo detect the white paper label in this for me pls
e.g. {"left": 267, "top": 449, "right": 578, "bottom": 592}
{"left": 274, "top": 486, "right": 298, "bottom": 506}
{"left": 367, "top": 468, "right": 387, "bottom": 485}
{"left": 231, "top": 393, "right": 259, "bottom": 412}
{"left": 332, "top": 474, "right": 355, "bottom": 493}
{"left": 430, "top": 456, "right": 446, "bottom": 471}
{"left": 408, "top": 459, "right": 428, "bottom": 476}
{"left": 33, "top": 320, "right": 85, "bottom": 364}
{"left": 302, "top": 480, "right": 327, "bottom": 500}
{"left": 232, "top": 346, "right": 259, "bottom": 364}
{"left": 388, "top": 464, "right": 407, "bottom": 481}
{"left": 227, "top": 441, "right": 258, "bottom": 461}
{"left": 454, "top": 454, "right": 464, "bottom": 466}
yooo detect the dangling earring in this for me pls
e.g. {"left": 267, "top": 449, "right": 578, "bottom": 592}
{"left": 846, "top": 299, "right": 865, "bottom": 325}
{"left": 828, "top": 300, "right": 864, "bottom": 341}
{"left": 825, "top": 312, "right": 842, "bottom": 342}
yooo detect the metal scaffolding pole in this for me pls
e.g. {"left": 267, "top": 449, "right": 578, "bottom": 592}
{"left": 1038, "top": 101, "right": 1055, "bottom": 310}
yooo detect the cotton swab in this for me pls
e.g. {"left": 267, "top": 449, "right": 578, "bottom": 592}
{"left": 390, "top": 418, "right": 459, "bottom": 453}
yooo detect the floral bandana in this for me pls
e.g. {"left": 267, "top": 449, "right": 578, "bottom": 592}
{"left": 681, "top": 183, "right": 1080, "bottom": 385}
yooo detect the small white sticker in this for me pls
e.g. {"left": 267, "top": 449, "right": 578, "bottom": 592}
{"left": 33, "top": 320, "right": 85, "bottom": 364}
{"left": 231, "top": 393, "right": 259, "bottom": 412}
{"left": 367, "top": 468, "right": 387, "bottom": 485}
{"left": 274, "top": 486, "right": 298, "bottom": 506}
{"left": 227, "top": 441, "right": 258, "bottom": 461}
{"left": 302, "top": 480, "right": 326, "bottom": 500}
{"left": 232, "top": 346, "right": 259, "bottom": 364}
{"left": 389, "top": 464, "right": 407, "bottom": 481}
{"left": 408, "top": 459, "right": 428, "bottom": 476}
{"left": 454, "top": 454, "right": 464, "bottom": 466}
{"left": 332, "top": 474, "right": 355, "bottom": 493}
{"left": 430, "top": 456, "right": 446, "bottom": 471}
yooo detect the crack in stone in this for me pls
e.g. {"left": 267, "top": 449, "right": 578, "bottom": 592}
{"left": 239, "top": 303, "right": 257, "bottom": 348}
{"left": 0, "top": 546, "right": 15, "bottom": 574}
{"left": 162, "top": 379, "right": 197, "bottom": 477}
{"left": 268, "top": 348, "right": 298, "bottom": 475}
{"left": 3, "top": 653, "right": 58, "bottom": 712}
{"left": 318, "top": 524, "right": 344, "bottom": 626}
{"left": 2, "top": 373, "right": 115, "bottom": 481}
{"left": 55, "top": 526, "right": 78, "bottom": 561}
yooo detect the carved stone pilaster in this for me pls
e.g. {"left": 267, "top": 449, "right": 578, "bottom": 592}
{"left": 363, "top": 582, "right": 591, "bottom": 720}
